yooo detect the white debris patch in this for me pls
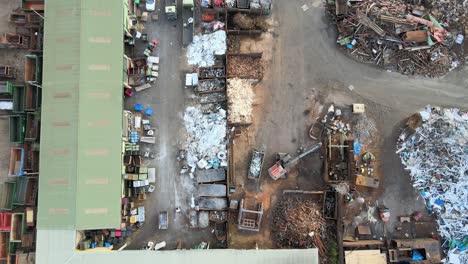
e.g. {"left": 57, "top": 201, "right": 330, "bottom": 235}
{"left": 227, "top": 78, "right": 255, "bottom": 124}
{"left": 183, "top": 106, "right": 227, "bottom": 169}
{"left": 397, "top": 106, "right": 468, "bottom": 262}
{"left": 187, "top": 30, "right": 227, "bottom": 67}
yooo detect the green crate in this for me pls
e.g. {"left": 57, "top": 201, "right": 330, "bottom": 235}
{"left": 0, "top": 81, "right": 13, "bottom": 95}
{"left": 25, "top": 112, "right": 40, "bottom": 142}
{"left": 0, "top": 181, "right": 17, "bottom": 210}
{"left": 12, "top": 85, "right": 25, "bottom": 113}
{"left": 9, "top": 115, "right": 26, "bottom": 144}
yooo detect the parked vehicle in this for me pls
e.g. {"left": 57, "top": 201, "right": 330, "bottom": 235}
{"left": 146, "top": 0, "right": 156, "bottom": 11}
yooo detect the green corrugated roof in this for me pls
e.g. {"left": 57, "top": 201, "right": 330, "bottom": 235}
{"left": 38, "top": 0, "right": 124, "bottom": 230}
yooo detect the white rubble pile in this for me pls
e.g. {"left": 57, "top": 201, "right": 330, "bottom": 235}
{"left": 187, "top": 30, "right": 227, "bottom": 67}
{"left": 225, "top": 0, "right": 235, "bottom": 8}
{"left": 227, "top": 78, "right": 255, "bottom": 124}
{"left": 397, "top": 106, "right": 468, "bottom": 263}
{"left": 183, "top": 106, "right": 227, "bottom": 170}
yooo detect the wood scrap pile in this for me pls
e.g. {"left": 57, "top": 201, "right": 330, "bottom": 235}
{"left": 227, "top": 55, "right": 264, "bottom": 80}
{"left": 273, "top": 196, "right": 326, "bottom": 251}
{"left": 231, "top": 13, "right": 268, "bottom": 31}
{"left": 227, "top": 78, "right": 254, "bottom": 124}
{"left": 233, "top": 13, "right": 256, "bottom": 30}
{"left": 227, "top": 35, "right": 240, "bottom": 53}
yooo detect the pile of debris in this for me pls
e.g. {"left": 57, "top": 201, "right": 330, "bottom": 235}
{"left": 227, "top": 78, "right": 255, "bottom": 124}
{"left": 233, "top": 13, "right": 257, "bottom": 30}
{"left": 199, "top": 67, "right": 225, "bottom": 78}
{"left": 232, "top": 13, "right": 268, "bottom": 30}
{"left": 183, "top": 107, "right": 227, "bottom": 170}
{"left": 273, "top": 196, "right": 326, "bottom": 250}
{"left": 328, "top": 1, "right": 465, "bottom": 77}
{"left": 227, "top": 55, "right": 264, "bottom": 79}
{"left": 323, "top": 105, "right": 351, "bottom": 136}
{"left": 248, "top": 150, "right": 263, "bottom": 178}
{"left": 227, "top": 35, "right": 240, "bottom": 53}
{"left": 397, "top": 106, "right": 467, "bottom": 263}
{"left": 187, "top": 30, "right": 227, "bottom": 67}
{"left": 352, "top": 113, "right": 378, "bottom": 145}
{"left": 198, "top": 78, "right": 226, "bottom": 93}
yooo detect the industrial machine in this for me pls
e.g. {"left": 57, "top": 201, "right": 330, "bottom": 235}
{"left": 268, "top": 143, "right": 322, "bottom": 180}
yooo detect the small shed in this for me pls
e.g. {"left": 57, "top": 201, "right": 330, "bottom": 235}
{"left": 345, "top": 250, "right": 386, "bottom": 264}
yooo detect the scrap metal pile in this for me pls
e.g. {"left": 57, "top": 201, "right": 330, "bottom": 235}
{"left": 199, "top": 67, "right": 225, "bottom": 78}
{"left": 227, "top": 78, "right": 255, "bottom": 124}
{"left": 329, "top": 0, "right": 466, "bottom": 77}
{"left": 183, "top": 107, "right": 227, "bottom": 170}
{"left": 397, "top": 106, "right": 467, "bottom": 263}
{"left": 198, "top": 78, "right": 226, "bottom": 93}
{"left": 273, "top": 196, "right": 326, "bottom": 250}
{"left": 248, "top": 150, "right": 263, "bottom": 178}
{"left": 187, "top": 30, "right": 227, "bottom": 67}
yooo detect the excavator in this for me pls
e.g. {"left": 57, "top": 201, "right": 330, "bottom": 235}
{"left": 268, "top": 143, "right": 322, "bottom": 180}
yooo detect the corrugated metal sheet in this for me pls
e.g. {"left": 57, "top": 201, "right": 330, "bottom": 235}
{"left": 37, "top": 230, "right": 319, "bottom": 264}
{"left": 38, "top": 0, "right": 123, "bottom": 230}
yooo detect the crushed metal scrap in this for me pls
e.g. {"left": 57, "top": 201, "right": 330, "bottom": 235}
{"left": 397, "top": 106, "right": 467, "bottom": 263}
{"left": 326, "top": 0, "right": 466, "bottom": 77}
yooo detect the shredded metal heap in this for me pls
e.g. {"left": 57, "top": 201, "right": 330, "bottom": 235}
{"left": 397, "top": 106, "right": 467, "bottom": 263}
{"left": 183, "top": 107, "right": 227, "bottom": 169}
